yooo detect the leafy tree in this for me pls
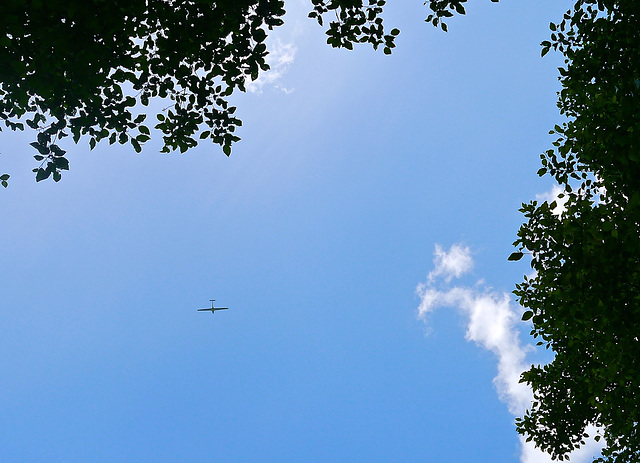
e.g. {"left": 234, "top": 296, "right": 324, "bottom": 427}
{"left": 0, "top": 0, "right": 399, "bottom": 184}
{"left": 511, "top": 1, "right": 640, "bottom": 462}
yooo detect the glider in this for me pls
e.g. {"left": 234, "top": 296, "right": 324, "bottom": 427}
{"left": 197, "top": 299, "right": 229, "bottom": 314}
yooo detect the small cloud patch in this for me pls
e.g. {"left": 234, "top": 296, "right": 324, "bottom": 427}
{"left": 416, "top": 243, "right": 604, "bottom": 463}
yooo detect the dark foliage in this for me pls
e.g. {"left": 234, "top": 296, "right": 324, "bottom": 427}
{"left": 512, "top": 1, "right": 640, "bottom": 461}
{"left": 0, "top": 0, "right": 407, "bottom": 183}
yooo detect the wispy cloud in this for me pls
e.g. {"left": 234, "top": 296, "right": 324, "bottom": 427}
{"left": 247, "top": 38, "right": 297, "bottom": 94}
{"left": 416, "top": 243, "right": 604, "bottom": 463}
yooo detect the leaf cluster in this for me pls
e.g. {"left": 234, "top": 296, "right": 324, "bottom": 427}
{"left": 308, "top": 0, "right": 399, "bottom": 54}
{"left": 0, "top": 0, "right": 286, "bottom": 181}
{"left": 424, "top": 0, "right": 499, "bottom": 32}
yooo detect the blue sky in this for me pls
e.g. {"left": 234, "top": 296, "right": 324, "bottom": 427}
{"left": 1, "top": 1, "right": 604, "bottom": 462}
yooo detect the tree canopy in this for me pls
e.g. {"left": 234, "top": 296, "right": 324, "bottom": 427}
{"left": 0, "top": 0, "right": 404, "bottom": 184}
{"left": 0, "top": 1, "right": 505, "bottom": 184}
{"left": 511, "top": 1, "right": 640, "bottom": 461}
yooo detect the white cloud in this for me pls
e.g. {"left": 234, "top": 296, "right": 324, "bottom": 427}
{"left": 519, "top": 436, "right": 556, "bottom": 463}
{"left": 247, "top": 38, "right": 297, "bottom": 94}
{"left": 416, "top": 243, "right": 604, "bottom": 463}
{"left": 430, "top": 243, "right": 474, "bottom": 282}
{"left": 535, "top": 184, "right": 568, "bottom": 217}
{"left": 519, "top": 425, "right": 604, "bottom": 463}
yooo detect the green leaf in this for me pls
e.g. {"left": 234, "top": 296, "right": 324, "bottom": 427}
{"left": 30, "top": 142, "right": 50, "bottom": 155}
{"left": 131, "top": 138, "right": 142, "bottom": 153}
{"left": 53, "top": 157, "right": 69, "bottom": 170}
{"left": 521, "top": 311, "right": 534, "bottom": 321}
{"left": 35, "top": 168, "right": 50, "bottom": 182}
{"left": 508, "top": 252, "right": 524, "bottom": 261}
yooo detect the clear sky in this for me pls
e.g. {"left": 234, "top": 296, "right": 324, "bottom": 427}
{"left": 0, "top": 1, "right": 604, "bottom": 462}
